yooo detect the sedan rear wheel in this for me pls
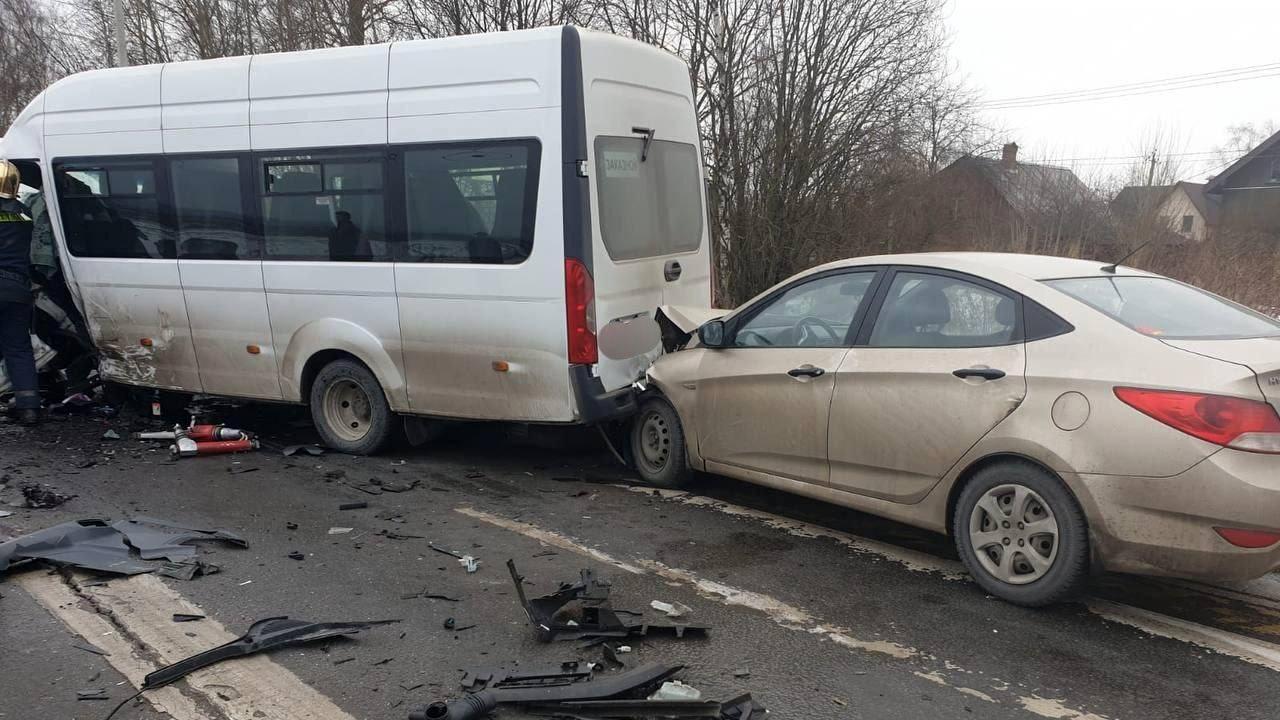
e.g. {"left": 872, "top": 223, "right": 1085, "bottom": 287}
{"left": 954, "top": 461, "right": 1088, "bottom": 606}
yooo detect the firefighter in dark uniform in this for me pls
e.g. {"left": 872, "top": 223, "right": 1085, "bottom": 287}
{"left": 0, "top": 160, "right": 40, "bottom": 425}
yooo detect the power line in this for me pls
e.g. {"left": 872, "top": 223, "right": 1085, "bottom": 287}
{"left": 983, "top": 71, "right": 1280, "bottom": 109}
{"left": 977, "top": 61, "right": 1280, "bottom": 107}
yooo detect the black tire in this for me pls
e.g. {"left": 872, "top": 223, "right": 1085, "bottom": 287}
{"left": 953, "top": 460, "right": 1089, "bottom": 607}
{"left": 309, "top": 358, "right": 395, "bottom": 455}
{"left": 629, "top": 395, "right": 693, "bottom": 488}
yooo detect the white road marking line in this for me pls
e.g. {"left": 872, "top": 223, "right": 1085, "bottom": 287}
{"left": 15, "top": 570, "right": 360, "bottom": 720}
{"left": 1018, "top": 695, "right": 1109, "bottom": 720}
{"left": 623, "top": 487, "right": 968, "bottom": 579}
{"left": 630, "top": 485, "right": 1280, "bottom": 674}
{"left": 15, "top": 570, "right": 219, "bottom": 720}
{"left": 1087, "top": 598, "right": 1280, "bottom": 673}
{"left": 456, "top": 506, "right": 1113, "bottom": 719}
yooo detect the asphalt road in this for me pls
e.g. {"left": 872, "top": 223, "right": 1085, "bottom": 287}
{"left": 3, "top": 402, "right": 1280, "bottom": 720}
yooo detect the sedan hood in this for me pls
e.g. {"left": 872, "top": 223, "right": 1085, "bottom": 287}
{"left": 656, "top": 305, "right": 729, "bottom": 334}
{"left": 1162, "top": 336, "right": 1280, "bottom": 406}
{"left": 654, "top": 305, "right": 730, "bottom": 353}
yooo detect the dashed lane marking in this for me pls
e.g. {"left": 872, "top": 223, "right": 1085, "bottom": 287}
{"left": 627, "top": 486, "right": 1280, "bottom": 674}
{"left": 455, "top": 506, "right": 1110, "bottom": 719}
{"left": 14, "top": 569, "right": 360, "bottom": 720}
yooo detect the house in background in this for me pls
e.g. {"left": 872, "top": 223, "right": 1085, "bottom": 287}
{"left": 1205, "top": 128, "right": 1280, "bottom": 233}
{"left": 889, "top": 143, "right": 1099, "bottom": 255}
{"left": 1112, "top": 181, "right": 1218, "bottom": 242}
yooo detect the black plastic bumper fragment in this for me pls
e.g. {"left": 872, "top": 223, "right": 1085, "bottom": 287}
{"left": 408, "top": 663, "right": 682, "bottom": 720}
{"left": 524, "top": 698, "right": 723, "bottom": 717}
{"left": 0, "top": 517, "right": 246, "bottom": 576}
{"left": 142, "top": 617, "right": 399, "bottom": 689}
{"left": 508, "top": 559, "right": 709, "bottom": 642}
{"left": 569, "top": 364, "right": 637, "bottom": 424}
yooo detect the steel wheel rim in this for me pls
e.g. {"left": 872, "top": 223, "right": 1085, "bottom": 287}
{"left": 968, "top": 483, "right": 1059, "bottom": 585}
{"left": 323, "top": 379, "right": 372, "bottom": 443}
{"left": 636, "top": 410, "right": 672, "bottom": 474}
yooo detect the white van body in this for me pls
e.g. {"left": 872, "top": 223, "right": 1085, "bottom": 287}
{"left": 2, "top": 27, "right": 711, "bottom": 442}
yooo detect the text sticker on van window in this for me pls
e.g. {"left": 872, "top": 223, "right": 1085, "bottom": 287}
{"left": 315, "top": 196, "right": 332, "bottom": 206}
{"left": 602, "top": 151, "right": 641, "bottom": 179}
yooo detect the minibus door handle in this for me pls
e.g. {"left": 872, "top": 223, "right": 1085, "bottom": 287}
{"left": 664, "top": 260, "right": 682, "bottom": 282}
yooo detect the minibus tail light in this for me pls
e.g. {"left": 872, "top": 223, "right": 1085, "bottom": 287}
{"left": 565, "top": 258, "right": 597, "bottom": 365}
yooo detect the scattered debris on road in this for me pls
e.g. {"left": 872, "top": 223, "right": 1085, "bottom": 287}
{"left": 76, "top": 688, "right": 110, "bottom": 701}
{"left": 172, "top": 613, "right": 205, "bottom": 623}
{"left": 155, "top": 559, "right": 220, "bottom": 581}
{"left": 410, "top": 662, "right": 683, "bottom": 720}
{"left": 282, "top": 444, "right": 324, "bottom": 457}
{"left": 328, "top": 527, "right": 353, "bottom": 535}
{"left": 339, "top": 501, "right": 368, "bottom": 511}
{"left": 143, "top": 616, "right": 400, "bottom": 690}
{"left": 650, "top": 600, "right": 693, "bottom": 618}
{"left": 0, "top": 517, "right": 246, "bottom": 576}
{"left": 507, "top": 560, "right": 710, "bottom": 643}
{"left": 19, "top": 481, "right": 73, "bottom": 509}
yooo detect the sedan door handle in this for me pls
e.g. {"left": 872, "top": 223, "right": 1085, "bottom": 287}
{"left": 788, "top": 365, "right": 826, "bottom": 378}
{"left": 953, "top": 367, "right": 1006, "bottom": 381}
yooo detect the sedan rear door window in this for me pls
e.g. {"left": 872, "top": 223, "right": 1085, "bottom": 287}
{"left": 1046, "top": 276, "right": 1280, "bottom": 340}
{"left": 869, "top": 272, "right": 1017, "bottom": 348}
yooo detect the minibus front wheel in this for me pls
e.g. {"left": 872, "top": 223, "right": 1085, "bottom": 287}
{"left": 309, "top": 358, "right": 395, "bottom": 455}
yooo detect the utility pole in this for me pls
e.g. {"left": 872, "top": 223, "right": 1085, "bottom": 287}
{"left": 113, "top": 0, "right": 128, "bottom": 67}
{"left": 1146, "top": 148, "right": 1158, "bottom": 186}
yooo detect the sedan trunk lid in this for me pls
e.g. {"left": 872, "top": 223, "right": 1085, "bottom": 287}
{"left": 1162, "top": 336, "right": 1280, "bottom": 407}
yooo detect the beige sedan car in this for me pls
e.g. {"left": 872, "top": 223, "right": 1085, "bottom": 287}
{"left": 632, "top": 253, "right": 1280, "bottom": 605}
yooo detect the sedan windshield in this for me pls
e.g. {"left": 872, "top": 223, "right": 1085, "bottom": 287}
{"left": 1045, "top": 276, "right": 1280, "bottom": 340}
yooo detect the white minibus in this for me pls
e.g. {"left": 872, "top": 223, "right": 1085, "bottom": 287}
{"left": 2, "top": 26, "right": 711, "bottom": 453}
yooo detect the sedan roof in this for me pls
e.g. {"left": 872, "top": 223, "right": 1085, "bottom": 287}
{"left": 824, "top": 252, "right": 1157, "bottom": 281}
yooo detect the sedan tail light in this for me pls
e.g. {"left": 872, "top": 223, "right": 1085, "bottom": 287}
{"left": 1114, "top": 387, "right": 1280, "bottom": 454}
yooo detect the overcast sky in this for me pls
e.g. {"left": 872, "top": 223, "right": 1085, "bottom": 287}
{"left": 944, "top": 0, "right": 1280, "bottom": 185}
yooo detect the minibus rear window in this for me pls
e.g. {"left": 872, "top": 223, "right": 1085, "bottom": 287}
{"left": 594, "top": 137, "right": 702, "bottom": 261}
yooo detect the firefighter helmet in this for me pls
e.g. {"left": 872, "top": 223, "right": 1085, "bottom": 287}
{"left": 0, "top": 161, "right": 20, "bottom": 199}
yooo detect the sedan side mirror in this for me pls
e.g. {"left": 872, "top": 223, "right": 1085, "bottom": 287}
{"left": 698, "top": 319, "right": 727, "bottom": 348}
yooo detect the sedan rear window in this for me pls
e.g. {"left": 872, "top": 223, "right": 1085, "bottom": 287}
{"left": 1045, "top": 276, "right": 1280, "bottom": 340}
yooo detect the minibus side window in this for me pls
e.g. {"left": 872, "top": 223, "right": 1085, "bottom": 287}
{"left": 54, "top": 161, "right": 174, "bottom": 259}
{"left": 402, "top": 140, "right": 539, "bottom": 264}
{"left": 259, "top": 152, "right": 389, "bottom": 262}
{"left": 594, "top": 137, "right": 702, "bottom": 261}
{"left": 171, "top": 157, "right": 257, "bottom": 260}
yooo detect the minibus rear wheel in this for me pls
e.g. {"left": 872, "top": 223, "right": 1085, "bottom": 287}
{"left": 310, "top": 358, "right": 394, "bottom": 455}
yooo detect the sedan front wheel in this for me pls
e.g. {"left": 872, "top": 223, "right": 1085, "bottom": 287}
{"left": 954, "top": 461, "right": 1089, "bottom": 606}
{"left": 630, "top": 396, "right": 693, "bottom": 489}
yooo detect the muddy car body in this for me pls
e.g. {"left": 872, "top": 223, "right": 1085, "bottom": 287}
{"left": 640, "top": 252, "right": 1280, "bottom": 605}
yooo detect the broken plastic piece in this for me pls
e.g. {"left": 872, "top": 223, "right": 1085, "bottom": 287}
{"left": 282, "top": 444, "right": 324, "bottom": 457}
{"left": 525, "top": 698, "right": 722, "bottom": 717}
{"left": 410, "top": 663, "right": 682, "bottom": 720}
{"left": 339, "top": 501, "right": 368, "bottom": 511}
{"left": 155, "top": 559, "right": 220, "bottom": 581}
{"left": 0, "top": 518, "right": 245, "bottom": 576}
{"left": 172, "top": 614, "right": 205, "bottom": 623}
{"left": 143, "top": 616, "right": 399, "bottom": 690}
{"left": 76, "top": 688, "right": 110, "bottom": 701}
{"left": 508, "top": 560, "right": 709, "bottom": 642}
{"left": 458, "top": 556, "right": 479, "bottom": 573}
{"left": 720, "top": 693, "right": 768, "bottom": 720}
{"left": 650, "top": 600, "right": 693, "bottom": 618}
{"left": 650, "top": 680, "right": 702, "bottom": 701}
